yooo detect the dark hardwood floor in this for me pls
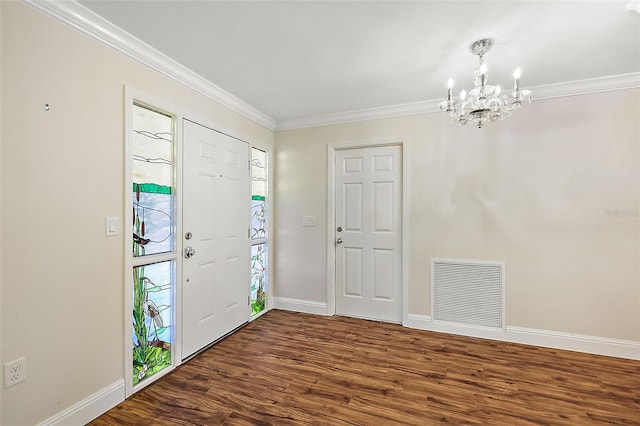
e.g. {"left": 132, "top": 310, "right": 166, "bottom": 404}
{"left": 91, "top": 310, "right": 640, "bottom": 425}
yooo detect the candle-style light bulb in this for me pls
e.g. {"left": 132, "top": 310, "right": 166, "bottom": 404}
{"left": 513, "top": 67, "right": 521, "bottom": 79}
{"left": 460, "top": 89, "right": 467, "bottom": 101}
{"left": 479, "top": 63, "right": 487, "bottom": 87}
{"left": 447, "top": 78, "right": 453, "bottom": 89}
{"left": 495, "top": 85, "right": 501, "bottom": 95}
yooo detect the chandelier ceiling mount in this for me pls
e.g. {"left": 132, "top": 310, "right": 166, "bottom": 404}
{"left": 469, "top": 38, "right": 494, "bottom": 57}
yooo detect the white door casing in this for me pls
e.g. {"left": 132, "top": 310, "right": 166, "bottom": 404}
{"left": 335, "top": 145, "right": 402, "bottom": 322}
{"left": 182, "top": 119, "right": 250, "bottom": 358}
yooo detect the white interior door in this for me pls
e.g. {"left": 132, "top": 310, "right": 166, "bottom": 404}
{"left": 182, "top": 119, "right": 250, "bottom": 359}
{"left": 335, "top": 145, "right": 402, "bottom": 322}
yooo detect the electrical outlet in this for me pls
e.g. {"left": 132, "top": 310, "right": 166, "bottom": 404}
{"left": 4, "top": 357, "right": 26, "bottom": 388}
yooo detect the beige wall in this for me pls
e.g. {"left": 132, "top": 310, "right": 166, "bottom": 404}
{"left": 0, "top": 2, "right": 273, "bottom": 425}
{"left": 275, "top": 88, "right": 640, "bottom": 342}
{"left": 1, "top": 1, "right": 638, "bottom": 424}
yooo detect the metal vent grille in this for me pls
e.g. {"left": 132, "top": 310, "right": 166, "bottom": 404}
{"left": 432, "top": 259, "right": 504, "bottom": 329}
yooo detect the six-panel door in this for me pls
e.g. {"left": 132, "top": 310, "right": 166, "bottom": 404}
{"left": 335, "top": 145, "right": 402, "bottom": 322}
{"left": 182, "top": 119, "right": 250, "bottom": 358}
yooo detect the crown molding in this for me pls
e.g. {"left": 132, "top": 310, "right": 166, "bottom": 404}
{"left": 21, "top": 1, "right": 640, "bottom": 134}
{"left": 275, "top": 99, "right": 443, "bottom": 131}
{"left": 24, "top": 0, "right": 277, "bottom": 131}
{"left": 275, "top": 72, "right": 640, "bottom": 131}
{"left": 527, "top": 72, "right": 640, "bottom": 101}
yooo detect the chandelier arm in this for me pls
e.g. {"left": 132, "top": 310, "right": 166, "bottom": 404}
{"left": 500, "top": 101, "right": 521, "bottom": 114}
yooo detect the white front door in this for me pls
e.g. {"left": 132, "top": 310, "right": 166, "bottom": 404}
{"left": 182, "top": 119, "right": 250, "bottom": 359}
{"left": 335, "top": 145, "right": 402, "bottom": 322}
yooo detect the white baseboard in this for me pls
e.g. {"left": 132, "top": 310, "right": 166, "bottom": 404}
{"left": 273, "top": 297, "right": 329, "bottom": 316}
{"left": 404, "top": 314, "right": 639, "bottom": 360}
{"left": 405, "top": 313, "right": 432, "bottom": 329}
{"left": 505, "top": 326, "right": 640, "bottom": 360}
{"left": 38, "top": 379, "right": 125, "bottom": 426}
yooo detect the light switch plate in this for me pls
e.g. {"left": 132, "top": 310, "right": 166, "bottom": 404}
{"left": 302, "top": 216, "right": 316, "bottom": 227}
{"left": 105, "top": 217, "right": 119, "bottom": 236}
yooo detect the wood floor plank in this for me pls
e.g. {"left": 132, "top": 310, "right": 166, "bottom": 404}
{"left": 91, "top": 310, "right": 640, "bottom": 425}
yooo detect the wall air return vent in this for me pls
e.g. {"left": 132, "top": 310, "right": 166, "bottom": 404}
{"left": 432, "top": 259, "right": 505, "bottom": 329}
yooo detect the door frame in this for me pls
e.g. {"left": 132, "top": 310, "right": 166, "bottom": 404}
{"left": 180, "top": 112, "right": 274, "bottom": 321}
{"left": 326, "top": 138, "right": 409, "bottom": 323}
{"left": 124, "top": 87, "right": 273, "bottom": 397}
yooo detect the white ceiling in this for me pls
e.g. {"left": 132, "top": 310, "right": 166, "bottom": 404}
{"left": 79, "top": 0, "right": 640, "bottom": 123}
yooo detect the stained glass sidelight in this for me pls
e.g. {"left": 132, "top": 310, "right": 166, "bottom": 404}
{"left": 250, "top": 148, "right": 267, "bottom": 315}
{"left": 131, "top": 104, "right": 174, "bottom": 386}
{"left": 251, "top": 148, "right": 266, "bottom": 239}
{"left": 250, "top": 243, "right": 267, "bottom": 315}
{"left": 132, "top": 260, "right": 173, "bottom": 385}
{"left": 132, "top": 105, "right": 173, "bottom": 257}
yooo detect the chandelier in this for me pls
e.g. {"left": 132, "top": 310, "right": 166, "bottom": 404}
{"left": 439, "top": 39, "right": 531, "bottom": 128}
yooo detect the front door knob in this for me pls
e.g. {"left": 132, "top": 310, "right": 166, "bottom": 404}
{"left": 184, "top": 246, "right": 196, "bottom": 259}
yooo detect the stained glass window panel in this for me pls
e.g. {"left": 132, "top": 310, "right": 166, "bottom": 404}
{"left": 251, "top": 197, "right": 266, "bottom": 239}
{"left": 132, "top": 260, "right": 173, "bottom": 385}
{"left": 251, "top": 148, "right": 266, "bottom": 239}
{"left": 132, "top": 104, "right": 173, "bottom": 257}
{"left": 250, "top": 243, "right": 267, "bottom": 315}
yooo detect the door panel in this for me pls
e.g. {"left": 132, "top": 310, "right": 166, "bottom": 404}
{"left": 373, "top": 181, "right": 393, "bottom": 231}
{"left": 197, "top": 261, "right": 217, "bottom": 323}
{"left": 182, "top": 120, "right": 249, "bottom": 359}
{"left": 344, "top": 247, "right": 364, "bottom": 296}
{"left": 373, "top": 249, "right": 394, "bottom": 299}
{"left": 344, "top": 183, "right": 363, "bottom": 231}
{"left": 335, "top": 145, "right": 402, "bottom": 322}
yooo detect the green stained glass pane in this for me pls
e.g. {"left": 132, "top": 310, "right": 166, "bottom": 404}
{"left": 133, "top": 183, "right": 171, "bottom": 194}
{"left": 250, "top": 243, "right": 267, "bottom": 315}
{"left": 132, "top": 104, "right": 174, "bottom": 257}
{"left": 132, "top": 260, "right": 173, "bottom": 385}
